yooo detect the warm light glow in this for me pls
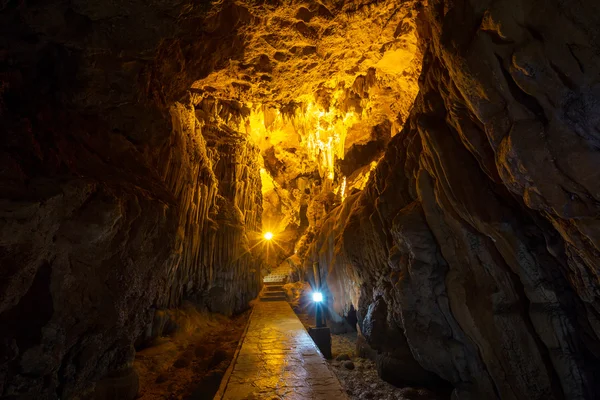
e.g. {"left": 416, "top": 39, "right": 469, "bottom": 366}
{"left": 263, "top": 231, "right": 273, "bottom": 240}
{"left": 340, "top": 176, "right": 347, "bottom": 202}
{"left": 312, "top": 292, "right": 323, "bottom": 302}
{"left": 244, "top": 93, "right": 358, "bottom": 185}
{"left": 303, "top": 100, "right": 357, "bottom": 182}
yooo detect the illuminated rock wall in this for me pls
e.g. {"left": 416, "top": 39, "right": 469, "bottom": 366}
{"left": 308, "top": 0, "right": 600, "bottom": 398}
{"left": 0, "top": 3, "right": 263, "bottom": 397}
{"left": 0, "top": 96, "right": 263, "bottom": 398}
{"left": 156, "top": 100, "right": 263, "bottom": 313}
{"left": 189, "top": 0, "right": 423, "bottom": 269}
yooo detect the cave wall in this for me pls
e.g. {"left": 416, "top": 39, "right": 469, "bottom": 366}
{"left": 0, "top": 1, "right": 262, "bottom": 398}
{"left": 308, "top": 0, "right": 600, "bottom": 398}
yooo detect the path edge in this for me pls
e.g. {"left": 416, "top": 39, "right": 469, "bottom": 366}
{"left": 297, "top": 303, "right": 350, "bottom": 400}
{"left": 212, "top": 303, "right": 256, "bottom": 400}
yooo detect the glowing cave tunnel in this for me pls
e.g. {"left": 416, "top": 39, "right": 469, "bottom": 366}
{"left": 2, "top": 0, "right": 600, "bottom": 399}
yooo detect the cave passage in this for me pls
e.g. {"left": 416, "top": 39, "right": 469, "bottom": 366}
{"left": 2, "top": 0, "right": 600, "bottom": 399}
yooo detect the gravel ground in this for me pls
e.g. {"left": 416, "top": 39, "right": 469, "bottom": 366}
{"left": 134, "top": 305, "right": 250, "bottom": 400}
{"left": 282, "top": 283, "right": 444, "bottom": 400}
{"left": 328, "top": 332, "right": 439, "bottom": 400}
{"left": 295, "top": 310, "right": 440, "bottom": 400}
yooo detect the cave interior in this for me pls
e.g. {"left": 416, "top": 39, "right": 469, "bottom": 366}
{"left": 2, "top": 0, "right": 600, "bottom": 399}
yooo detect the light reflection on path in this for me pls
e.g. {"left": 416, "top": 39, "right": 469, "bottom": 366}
{"left": 219, "top": 301, "right": 346, "bottom": 399}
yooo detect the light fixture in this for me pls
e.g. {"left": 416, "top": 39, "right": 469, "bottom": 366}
{"left": 312, "top": 292, "right": 323, "bottom": 302}
{"left": 263, "top": 231, "right": 273, "bottom": 240}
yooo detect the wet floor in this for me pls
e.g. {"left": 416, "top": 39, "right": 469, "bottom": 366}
{"left": 217, "top": 301, "right": 347, "bottom": 400}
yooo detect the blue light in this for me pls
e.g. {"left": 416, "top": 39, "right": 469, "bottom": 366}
{"left": 312, "top": 292, "right": 323, "bottom": 302}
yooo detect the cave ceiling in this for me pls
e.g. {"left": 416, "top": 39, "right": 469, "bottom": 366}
{"left": 188, "top": 0, "right": 422, "bottom": 256}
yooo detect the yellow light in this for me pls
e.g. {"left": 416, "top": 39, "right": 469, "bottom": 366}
{"left": 264, "top": 232, "right": 273, "bottom": 240}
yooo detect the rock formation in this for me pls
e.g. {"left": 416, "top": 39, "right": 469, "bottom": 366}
{"left": 307, "top": 0, "right": 600, "bottom": 399}
{"left": 1, "top": 0, "right": 599, "bottom": 398}
{"left": 0, "top": 3, "right": 264, "bottom": 395}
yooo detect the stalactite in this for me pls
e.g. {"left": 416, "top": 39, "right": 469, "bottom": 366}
{"left": 152, "top": 99, "right": 263, "bottom": 313}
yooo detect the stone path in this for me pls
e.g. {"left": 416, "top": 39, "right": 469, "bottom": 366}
{"left": 217, "top": 301, "right": 347, "bottom": 400}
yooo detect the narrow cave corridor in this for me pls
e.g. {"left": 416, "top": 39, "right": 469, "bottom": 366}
{"left": 2, "top": 0, "right": 600, "bottom": 399}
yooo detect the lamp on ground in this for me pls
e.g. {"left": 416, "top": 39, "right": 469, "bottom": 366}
{"left": 308, "top": 262, "right": 331, "bottom": 358}
{"left": 312, "top": 291, "right": 325, "bottom": 328}
{"left": 312, "top": 292, "right": 323, "bottom": 303}
{"left": 311, "top": 262, "right": 325, "bottom": 328}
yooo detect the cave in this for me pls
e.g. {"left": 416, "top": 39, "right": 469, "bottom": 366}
{"left": 2, "top": 0, "right": 600, "bottom": 399}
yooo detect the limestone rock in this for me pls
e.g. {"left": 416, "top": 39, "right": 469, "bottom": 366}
{"left": 306, "top": 0, "right": 600, "bottom": 398}
{"left": 0, "top": 3, "right": 263, "bottom": 395}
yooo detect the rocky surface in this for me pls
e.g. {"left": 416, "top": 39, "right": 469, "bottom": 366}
{"left": 135, "top": 303, "right": 248, "bottom": 400}
{"left": 307, "top": 0, "right": 600, "bottom": 399}
{"left": 2, "top": 0, "right": 600, "bottom": 398}
{"left": 332, "top": 356, "right": 440, "bottom": 400}
{"left": 296, "top": 303, "right": 441, "bottom": 400}
{"left": 189, "top": 0, "right": 423, "bottom": 269}
{"left": 0, "top": 1, "right": 263, "bottom": 397}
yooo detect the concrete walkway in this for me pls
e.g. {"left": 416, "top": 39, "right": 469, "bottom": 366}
{"left": 216, "top": 301, "right": 347, "bottom": 400}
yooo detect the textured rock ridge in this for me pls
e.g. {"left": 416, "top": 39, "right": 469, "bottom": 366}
{"left": 0, "top": 97, "right": 263, "bottom": 398}
{"left": 0, "top": 2, "right": 263, "bottom": 397}
{"left": 157, "top": 100, "right": 263, "bottom": 313}
{"left": 307, "top": 0, "right": 600, "bottom": 399}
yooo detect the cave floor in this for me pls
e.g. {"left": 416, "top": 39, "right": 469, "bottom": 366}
{"left": 216, "top": 301, "right": 347, "bottom": 400}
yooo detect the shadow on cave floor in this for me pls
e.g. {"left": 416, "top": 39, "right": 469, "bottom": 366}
{"left": 134, "top": 309, "right": 250, "bottom": 400}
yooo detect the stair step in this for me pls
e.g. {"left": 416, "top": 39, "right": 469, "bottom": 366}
{"left": 260, "top": 296, "right": 287, "bottom": 302}
{"left": 263, "top": 273, "right": 288, "bottom": 283}
{"left": 263, "top": 291, "right": 285, "bottom": 297}
{"left": 259, "top": 286, "right": 287, "bottom": 302}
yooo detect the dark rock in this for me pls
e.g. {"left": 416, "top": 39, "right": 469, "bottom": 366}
{"left": 294, "top": 21, "right": 316, "bottom": 38}
{"left": 209, "top": 349, "right": 229, "bottom": 368}
{"left": 314, "top": 4, "right": 334, "bottom": 19}
{"left": 94, "top": 367, "right": 139, "bottom": 400}
{"left": 253, "top": 54, "right": 273, "bottom": 73}
{"left": 173, "top": 356, "right": 191, "bottom": 369}
{"left": 343, "top": 360, "right": 355, "bottom": 370}
{"left": 0, "top": 23, "right": 263, "bottom": 395}
{"left": 195, "top": 345, "right": 210, "bottom": 357}
{"left": 336, "top": 353, "right": 351, "bottom": 361}
{"left": 295, "top": 7, "right": 313, "bottom": 22}
{"left": 273, "top": 51, "right": 289, "bottom": 62}
{"left": 305, "top": 0, "right": 600, "bottom": 398}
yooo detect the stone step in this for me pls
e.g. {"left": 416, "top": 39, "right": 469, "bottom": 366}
{"left": 263, "top": 273, "right": 288, "bottom": 283}
{"left": 262, "top": 291, "right": 285, "bottom": 297}
{"left": 260, "top": 296, "right": 287, "bottom": 302}
{"left": 260, "top": 288, "right": 287, "bottom": 302}
{"left": 265, "top": 284, "right": 284, "bottom": 291}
